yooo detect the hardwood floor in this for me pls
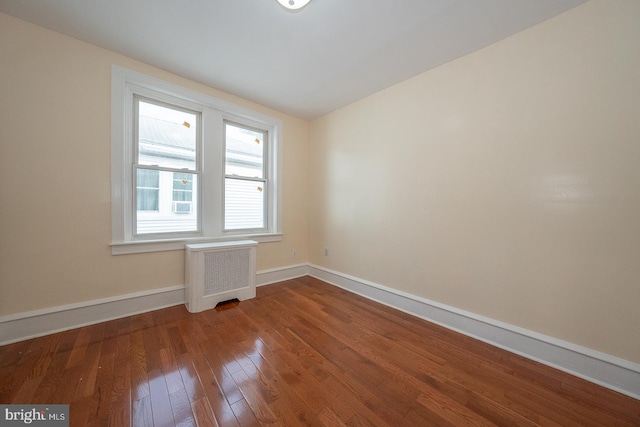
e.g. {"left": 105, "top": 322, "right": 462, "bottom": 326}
{"left": 1, "top": 276, "right": 638, "bottom": 426}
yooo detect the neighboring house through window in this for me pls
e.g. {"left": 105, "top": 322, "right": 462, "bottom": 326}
{"left": 111, "top": 65, "right": 282, "bottom": 254}
{"left": 136, "top": 169, "right": 159, "bottom": 212}
{"left": 173, "top": 172, "right": 194, "bottom": 214}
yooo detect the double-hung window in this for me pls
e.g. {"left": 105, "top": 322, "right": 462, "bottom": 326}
{"left": 111, "top": 65, "right": 282, "bottom": 254}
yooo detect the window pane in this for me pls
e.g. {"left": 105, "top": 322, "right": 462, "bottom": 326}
{"left": 137, "top": 189, "right": 159, "bottom": 211}
{"left": 225, "top": 178, "right": 265, "bottom": 230}
{"left": 138, "top": 100, "right": 197, "bottom": 170}
{"left": 136, "top": 169, "right": 159, "bottom": 211}
{"left": 137, "top": 168, "right": 159, "bottom": 188}
{"left": 173, "top": 172, "right": 193, "bottom": 202}
{"left": 225, "top": 123, "right": 264, "bottom": 178}
{"left": 136, "top": 171, "right": 198, "bottom": 234}
{"left": 172, "top": 191, "right": 192, "bottom": 202}
{"left": 173, "top": 172, "right": 194, "bottom": 191}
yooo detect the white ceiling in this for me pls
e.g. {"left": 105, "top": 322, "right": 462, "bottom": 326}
{"left": 0, "top": 0, "right": 586, "bottom": 120}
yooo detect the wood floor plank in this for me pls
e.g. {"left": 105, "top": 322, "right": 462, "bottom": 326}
{"left": 129, "top": 329, "right": 150, "bottom": 401}
{"left": 227, "top": 364, "right": 280, "bottom": 425}
{"left": 464, "top": 392, "right": 540, "bottom": 427}
{"left": 176, "top": 354, "right": 206, "bottom": 404}
{"left": 191, "top": 397, "right": 220, "bottom": 427}
{"left": 416, "top": 387, "right": 497, "bottom": 426}
{"left": 148, "top": 369, "right": 176, "bottom": 427}
{"left": 316, "top": 407, "right": 346, "bottom": 427}
{"left": 319, "top": 375, "right": 391, "bottom": 427}
{"left": 65, "top": 326, "right": 94, "bottom": 369}
{"left": 10, "top": 375, "right": 43, "bottom": 403}
{"left": 73, "top": 341, "right": 101, "bottom": 401}
{"left": 81, "top": 346, "right": 117, "bottom": 425}
{"left": 1, "top": 277, "right": 638, "bottom": 426}
{"left": 160, "top": 347, "right": 186, "bottom": 396}
{"left": 198, "top": 341, "right": 245, "bottom": 407}
{"left": 109, "top": 334, "right": 132, "bottom": 426}
{"left": 28, "top": 344, "right": 70, "bottom": 404}
{"left": 236, "top": 338, "right": 323, "bottom": 427}
{"left": 71, "top": 395, "right": 95, "bottom": 426}
{"left": 168, "top": 389, "right": 196, "bottom": 427}
{"left": 230, "top": 398, "right": 260, "bottom": 427}
{"left": 559, "top": 378, "right": 640, "bottom": 424}
{"left": 108, "top": 406, "right": 131, "bottom": 427}
{"left": 133, "top": 396, "right": 154, "bottom": 427}
{"left": 190, "top": 352, "right": 239, "bottom": 427}
{"left": 53, "top": 364, "right": 85, "bottom": 405}
{"left": 27, "top": 332, "right": 63, "bottom": 380}
{"left": 282, "top": 325, "right": 406, "bottom": 426}
{"left": 403, "top": 404, "right": 458, "bottom": 427}
{"left": 250, "top": 332, "right": 358, "bottom": 423}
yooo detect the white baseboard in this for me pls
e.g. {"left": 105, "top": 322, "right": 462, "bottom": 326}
{"left": 256, "top": 263, "right": 308, "bottom": 286}
{"left": 0, "top": 264, "right": 306, "bottom": 346}
{"left": 307, "top": 264, "right": 640, "bottom": 400}
{"left": 0, "top": 285, "right": 186, "bottom": 345}
{"left": 2, "top": 263, "right": 638, "bottom": 400}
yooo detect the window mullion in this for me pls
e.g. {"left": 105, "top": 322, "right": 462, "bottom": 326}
{"left": 201, "top": 108, "right": 224, "bottom": 235}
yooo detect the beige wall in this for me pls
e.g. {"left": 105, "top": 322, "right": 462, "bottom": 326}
{"left": 309, "top": 0, "right": 640, "bottom": 363}
{"left": 0, "top": 12, "right": 309, "bottom": 315}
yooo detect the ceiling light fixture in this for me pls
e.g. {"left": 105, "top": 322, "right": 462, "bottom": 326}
{"left": 276, "top": 0, "right": 311, "bottom": 11}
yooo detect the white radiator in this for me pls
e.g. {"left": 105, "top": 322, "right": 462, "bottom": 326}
{"left": 184, "top": 240, "right": 257, "bottom": 313}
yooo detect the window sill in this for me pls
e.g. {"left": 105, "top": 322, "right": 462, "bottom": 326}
{"left": 110, "top": 233, "right": 282, "bottom": 255}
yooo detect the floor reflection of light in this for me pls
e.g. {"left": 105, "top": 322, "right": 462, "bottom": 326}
{"left": 222, "top": 338, "right": 265, "bottom": 381}
{"left": 132, "top": 378, "right": 149, "bottom": 401}
{"left": 179, "top": 366, "right": 199, "bottom": 399}
{"left": 252, "top": 338, "right": 264, "bottom": 363}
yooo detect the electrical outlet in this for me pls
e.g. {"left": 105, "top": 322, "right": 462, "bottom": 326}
{"left": 324, "top": 247, "right": 329, "bottom": 256}
{"left": 292, "top": 249, "right": 297, "bottom": 258}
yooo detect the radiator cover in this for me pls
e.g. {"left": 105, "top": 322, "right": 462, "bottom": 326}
{"left": 185, "top": 240, "right": 257, "bottom": 313}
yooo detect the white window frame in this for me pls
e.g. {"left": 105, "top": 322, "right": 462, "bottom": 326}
{"left": 111, "top": 65, "right": 282, "bottom": 255}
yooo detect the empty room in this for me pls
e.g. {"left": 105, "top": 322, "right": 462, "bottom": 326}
{"left": 1, "top": 0, "right": 639, "bottom": 425}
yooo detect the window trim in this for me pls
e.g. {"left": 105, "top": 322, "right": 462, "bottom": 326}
{"left": 111, "top": 65, "right": 282, "bottom": 255}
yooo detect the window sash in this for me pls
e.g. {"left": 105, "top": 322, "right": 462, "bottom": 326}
{"left": 224, "top": 176, "right": 267, "bottom": 231}
{"left": 133, "top": 165, "right": 200, "bottom": 236}
{"left": 135, "top": 96, "right": 199, "bottom": 170}
{"left": 224, "top": 121, "right": 266, "bottom": 179}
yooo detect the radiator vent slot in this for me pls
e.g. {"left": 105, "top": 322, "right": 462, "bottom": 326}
{"left": 203, "top": 250, "right": 250, "bottom": 296}
{"left": 185, "top": 240, "right": 257, "bottom": 313}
